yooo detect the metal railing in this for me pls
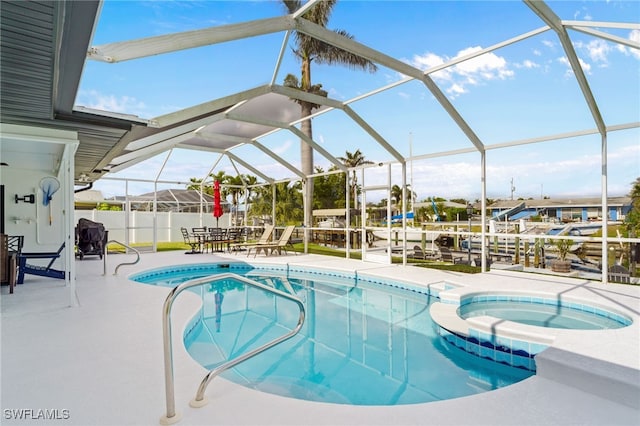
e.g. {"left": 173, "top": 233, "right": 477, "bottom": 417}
{"left": 160, "top": 273, "right": 305, "bottom": 425}
{"left": 103, "top": 240, "right": 140, "bottom": 276}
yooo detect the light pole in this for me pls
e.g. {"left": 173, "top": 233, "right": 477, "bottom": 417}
{"left": 466, "top": 202, "right": 473, "bottom": 264}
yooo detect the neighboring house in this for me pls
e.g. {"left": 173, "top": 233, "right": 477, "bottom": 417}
{"left": 488, "top": 197, "right": 632, "bottom": 222}
{"left": 75, "top": 189, "right": 230, "bottom": 213}
{"left": 74, "top": 190, "right": 123, "bottom": 210}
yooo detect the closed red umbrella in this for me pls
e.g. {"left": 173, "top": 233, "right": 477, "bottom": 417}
{"left": 213, "top": 180, "right": 223, "bottom": 227}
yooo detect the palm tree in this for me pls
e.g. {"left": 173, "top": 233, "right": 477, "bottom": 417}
{"left": 275, "top": 181, "right": 304, "bottom": 225}
{"left": 243, "top": 174, "right": 259, "bottom": 201}
{"left": 251, "top": 182, "right": 303, "bottom": 225}
{"left": 625, "top": 177, "right": 640, "bottom": 232}
{"left": 281, "top": 0, "right": 377, "bottom": 228}
{"left": 209, "top": 170, "right": 227, "bottom": 184}
{"left": 202, "top": 171, "right": 228, "bottom": 198}
{"left": 186, "top": 177, "right": 206, "bottom": 192}
{"left": 223, "top": 174, "right": 245, "bottom": 226}
{"left": 390, "top": 185, "right": 403, "bottom": 212}
{"left": 337, "top": 149, "right": 373, "bottom": 210}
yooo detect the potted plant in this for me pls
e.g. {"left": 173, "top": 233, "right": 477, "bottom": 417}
{"left": 551, "top": 238, "right": 573, "bottom": 273}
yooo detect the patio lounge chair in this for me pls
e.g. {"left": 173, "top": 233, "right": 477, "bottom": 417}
{"left": 17, "top": 242, "right": 66, "bottom": 284}
{"left": 231, "top": 224, "right": 274, "bottom": 253}
{"left": 409, "top": 245, "right": 439, "bottom": 260}
{"left": 438, "top": 246, "right": 466, "bottom": 264}
{"left": 246, "top": 225, "right": 295, "bottom": 257}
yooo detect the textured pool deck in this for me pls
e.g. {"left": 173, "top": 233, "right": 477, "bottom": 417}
{"left": 2, "top": 251, "right": 639, "bottom": 425}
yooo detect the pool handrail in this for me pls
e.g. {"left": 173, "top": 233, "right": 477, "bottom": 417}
{"left": 102, "top": 239, "right": 140, "bottom": 276}
{"left": 160, "top": 272, "right": 305, "bottom": 425}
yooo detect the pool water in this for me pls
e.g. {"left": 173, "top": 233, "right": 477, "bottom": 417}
{"left": 458, "top": 300, "right": 629, "bottom": 330}
{"left": 134, "top": 264, "right": 533, "bottom": 405}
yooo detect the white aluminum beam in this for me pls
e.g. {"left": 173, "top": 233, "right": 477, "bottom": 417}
{"left": 561, "top": 20, "right": 640, "bottom": 30}
{"left": 151, "top": 85, "right": 272, "bottom": 128}
{"left": 251, "top": 141, "right": 305, "bottom": 179}
{"left": 287, "top": 126, "right": 346, "bottom": 171}
{"left": 223, "top": 113, "right": 345, "bottom": 170}
{"left": 194, "top": 132, "right": 252, "bottom": 148}
{"left": 342, "top": 105, "right": 405, "bottom": 163}
{"left": 567, "top": 25, "right": 640, "bottom": 50}
{"left": 408, "top": 120, "right": 639, "bottom": 162}
{"left": 292, "top": 18, "right": 487, "bottom": 154}
{"left": 425, "top": 26, "right": 551, "bottom": 76}
{"left": 294, "top": 18, "right": 425, "bottom": 81}
{"left": 525, "top": 0, "right": 606, "bottom": 135}
{"left": 486, "top": 121, "right": 640, "bottom": 150}
{"left": 410, "top": 147, "right": 477, "bottom": 162}
{"left": 225, "top": 112, "right": 289, "bottom": 130}
{"left": 126, "top": 114, "right": 225, "bottom": 151}
{"left": 271, "top": 84, "right": 346, "bottom": 110}
{"left": 88, "top": 16, "right": 295, "bottom": 63}
{"left": 270, "top": 31, "right": 291, "bottom": 86}
{"left": 421, "top": 75, "right": 486, "bottom": 152}
{"left": 112, "top": 131, "right": 196, "bottom": 166}
{"left": 291, "top": 0, "right": 323, "bottom": 19}
{"left": 225, "top": 151, "right": 274, "bottom": 184}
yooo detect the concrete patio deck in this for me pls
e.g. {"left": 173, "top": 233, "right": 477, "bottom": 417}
{"left": 2, "top": 251, "right": 639, "bottom": 425}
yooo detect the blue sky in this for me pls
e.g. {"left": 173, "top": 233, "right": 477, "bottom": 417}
{"left": 78, "top": 0, "right": 639, "bottom": 202}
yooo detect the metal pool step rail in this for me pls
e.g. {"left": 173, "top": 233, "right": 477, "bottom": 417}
{"left": 160, "top": 273, "right": 306, "bottom": 425}
{"left": 102, "top": 240, "right": 140, "bottom": 276}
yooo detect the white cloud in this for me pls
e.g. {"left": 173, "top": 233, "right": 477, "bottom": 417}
{"left": 557, "top": 56, "right": 591, "bottom": 77}
{"left": 542, "top": 40, "right": 556, "bottom": 50}
{"left": 572, "top": 6, "right": 592, "bottom": 21}
{"left": 411, "top": 52, "right": 446, "bottom": 70}
{"left": 271, "top": 139, "right": 293, "bottom": 155}
{"left": 77, "top": 89, "right": 148, "bottom": 117}
{"left": 626, "top": 29, "right": 640, "bottom": 59}
{"left": 446, "top": 83, "right": 466, "bottom": 97}
{"left": 408, "top": 46, "right": 513, "bottom": 99}
{"left": 514, "top": 59, "right": 539, "bottom": 69}
{"left": 574, "top": 39, "right": 611, "bottom": 65}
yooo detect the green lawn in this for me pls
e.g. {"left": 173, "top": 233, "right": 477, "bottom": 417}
{"left": 106, "top": 241, "right": 483, "bottom": 273}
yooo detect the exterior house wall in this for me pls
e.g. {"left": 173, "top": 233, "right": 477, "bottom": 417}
{"left": 2, "top": 164, "right": 66, "bottom": 253}
{"left": 489, "top": 202, "right": 630, "bottom": 223}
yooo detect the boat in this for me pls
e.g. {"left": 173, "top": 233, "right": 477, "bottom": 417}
{"left": 461, "top": 221, "right": 603, "bottom": 253}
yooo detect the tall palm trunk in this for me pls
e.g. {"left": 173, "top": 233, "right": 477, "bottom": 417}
{"left": 281, "top": 0, "right": 377, "bottom": 230}
{"left": 300, "top": 56, "right": 314, "bottom": 229}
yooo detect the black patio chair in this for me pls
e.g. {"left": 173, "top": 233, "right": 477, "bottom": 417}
{"left": 181, "top": 227, "right": 201, "bottom": 254}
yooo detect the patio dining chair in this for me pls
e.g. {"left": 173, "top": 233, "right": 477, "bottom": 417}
{"left": 2, "top": 235, "right": 23, "bottom": 293}
{"left": 207, "top": 227, "right": 227, "bottom": 253}
{"left": 224, "top": 228, "right": 242, "bottom": 252}
{"left": 181, "top": 227, "right": 201, "bottom": 254}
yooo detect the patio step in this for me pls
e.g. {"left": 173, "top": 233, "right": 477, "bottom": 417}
{"left": 535, "top": 347, "right": 640, "bottom": 409}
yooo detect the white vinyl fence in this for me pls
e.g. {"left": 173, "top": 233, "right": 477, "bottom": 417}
{"left": 75, "top": 210, "right": 231, "bottom": 246}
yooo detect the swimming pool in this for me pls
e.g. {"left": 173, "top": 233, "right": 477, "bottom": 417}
{"left": 132, "top": 263, "right": 533, "bottom": 405}
{"left": 458, "top": 295, "right": 631, "bottom": 330}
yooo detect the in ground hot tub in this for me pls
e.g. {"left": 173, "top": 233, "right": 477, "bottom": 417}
{"left": 458, "top": 294, "right": 632, "bottom": 330}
